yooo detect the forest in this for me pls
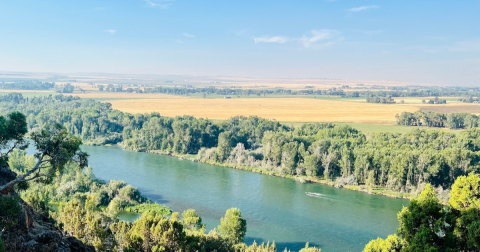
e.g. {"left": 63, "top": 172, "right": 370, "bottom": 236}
{"left": 396, "top": 110, "right": 479, "bottom": 129}
{"left": 0, "top": 111, "right": 320, "bottom": 252}
{"left": 0, "top": 80, "right": 54, "bottom": 90}
{"left": 1, "top": 93, "right": 479, "bottom": 197}
{"left": 1, "top": 112, "right": 479, "bottom": 251}
{"left": 1, "top": 95, "right": 480, "bottom": 251}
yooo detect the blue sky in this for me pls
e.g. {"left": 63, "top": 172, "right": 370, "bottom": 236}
{"left": 0, "top": 0, "right": 479, "bottom": 85}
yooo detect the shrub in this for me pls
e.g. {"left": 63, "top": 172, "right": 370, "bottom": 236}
{"left": 0, "top": 196, "right": 21, "bottom": 229}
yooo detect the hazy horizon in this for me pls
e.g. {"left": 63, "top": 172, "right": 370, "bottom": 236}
{"left": 1, "top": 0, "right": 479, "bottom": 86}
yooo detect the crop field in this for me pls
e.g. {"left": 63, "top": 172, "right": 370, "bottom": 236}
{"left": 2, "top": 88, "right": 477, "bottom": 125}
{"left": 106, "top": 97, "right": 422, "bottom": 124}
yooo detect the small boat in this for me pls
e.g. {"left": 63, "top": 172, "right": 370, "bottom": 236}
{"left": 305, "top": 192, "right": 323, "bottom": 197}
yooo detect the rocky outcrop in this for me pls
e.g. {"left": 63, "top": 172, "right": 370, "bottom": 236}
{"left": 0, "top": 164, "right": 95, "bottom": 252}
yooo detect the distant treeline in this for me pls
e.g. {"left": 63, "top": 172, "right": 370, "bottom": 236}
{"left": 396, "top": 111, "right": 479, "bottom": 129}
{"left": 2, "top": 79, "right": 480, "bottom": 101}
{"left": 1, "top": 93, "right": 480, "bottom": 195}
{"left": 366, "top": 96, "right": 396, "bottom": 103}
{"left": 0, "top": 80, "right": 54, "bottom": 90}
{"left": 98, "top": 85, "right": 480, "bottom": 99}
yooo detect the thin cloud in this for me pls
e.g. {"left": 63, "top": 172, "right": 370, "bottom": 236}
{"left": 254, "top": 36, "right": 290, "bottom": 44}
{"left": 300, "top": 30, "right": 341, "bottom": 48}
{"left": 253, "top": 30, "right": 341, "bottom": 49}
{"left": 182, "top": 33, "right": 195, "bottom": 38}
{"left": 104, "top": 29, "right": 116, "bottom": 35}
{"left": 348, "top": 5, "right": 379, "bottom": 12}
{"left": 449, "top": 39, "right": 480, "bottom": 52}
{"left": 143, "top": 0, "right": 175, "bottom": 9}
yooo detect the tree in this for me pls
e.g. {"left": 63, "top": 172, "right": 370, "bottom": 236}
{"left": 218, "top": 208, "right": 247, "bottom": 244}
{"left": 449, "top": 173, "right": 480, "bottom": 210}
{"left": 0, "top": 112, "right": 88, "bottom": 195}
{"left": 61, "top": 199, "right": 110, "bottom": 251}
{"left": 0, "top": 112, "right": 28, "bottom": 166}
{"left": 397, "top": 184, "right": 445, "bottom": 251}
{"left": 449, "top": 173, "right": 480, "bottom": 250}
{"left": 363, "top": 234, "right": 402, "bottom": 252}
{"left": 182, "top": 209, "right": 204, "bottom": 231}
{"left": 216, "top": 131, "right": 233, "bottom": 162}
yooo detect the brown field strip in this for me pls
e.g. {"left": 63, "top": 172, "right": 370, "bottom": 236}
{"left": 106, "top": 98, "right": 421, "bottom": 124}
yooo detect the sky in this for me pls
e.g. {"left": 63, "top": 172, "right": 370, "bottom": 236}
{"left": 0, "top": 0, "right": 479, "bottom": 85}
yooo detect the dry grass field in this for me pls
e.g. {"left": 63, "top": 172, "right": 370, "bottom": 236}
{"left": 107, "top": 97, "right": 422, "bottom": 124}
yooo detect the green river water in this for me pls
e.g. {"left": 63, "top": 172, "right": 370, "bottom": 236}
{"left": 81, "top": 145, "right": 409, "bottom": 251}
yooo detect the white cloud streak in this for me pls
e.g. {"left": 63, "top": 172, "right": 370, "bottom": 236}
{"left": 104, "top": 29, "right": 116, "bottom": 35}
{"left": 182, "top": 33, "right": 195, "bottom": 38}
{"left": 300, "top": 29, "right": 340, "bottom": 48}
{"left": 254, "top": 36, "right": 290, "bottom": 44}
{"left": 348, "top": 5, "right": 379, "bottom": 12}
{"left": 253, "top": 30, "right": 342, "bottom": 49}
{"left": 143, "top": 0, "right": 175, "bottom": 9}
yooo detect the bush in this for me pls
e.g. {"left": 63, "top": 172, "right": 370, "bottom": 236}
{"left": 124, "top": 203, "right": 171, "bottom": 216}
{"left": 0, "top": 196, "right": 21, "bottom": 229}
{"left": 118, "top": 185, "right": 142, "bottom": 203}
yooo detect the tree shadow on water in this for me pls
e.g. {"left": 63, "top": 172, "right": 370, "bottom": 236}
{"left": 137, "top": 188, "right": 170, "bottom": 204}
{"left": 245, "top": 236, "right": 322, "bottom": 251}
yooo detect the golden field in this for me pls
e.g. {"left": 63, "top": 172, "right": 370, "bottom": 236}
{"left": 107, "top": 97, "right": 424, "bottom": 124}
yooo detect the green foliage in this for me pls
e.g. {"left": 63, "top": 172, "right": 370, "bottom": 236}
{"left": 7, "top": 149, "right": 35, "bottom": 174}
{"left": 397, "top": 184, "right": 446, "bottom": 251}
{"left": 298, "top": 242, "right": 322, "bottom": 252}
{"left": 181, "top": 209, "right": 204, "bottom": 231}
{"left": 236, "top": 241, "right": 278, "bottom": 252}
{"left": 218, "top": 208, "right": 247, "bottom": 245}
{"left": 448, "top": 173, "right": 480, "bottom": 251}
{"left": 397, "top": 110, "right": 478, "bottom": 129}
{"left": 363, "top": 235, "right": 402, "bottom": 252}
{"left": 449, "top": 173, "right": 480, "bottom": 210}
{"left": 0, "top": 236, "right": 4, "bottom": 252}
{"left": 364, "top": 175, "right": 480, "bottom": 251}
{"left": 21, "top": 184, "right": 50, "bottom": 214}
{"left": 0, "top": 111, "right": 28, "bottom": 165}
{"left": 0, "top": 196, "right": 21, "bottom": 229}
{"left": 111, "top": 211, "right": 189, "bottom": 252}
{"left": 124, "top": 203, "right": 171, "bottom": 216}
{"left": 61, "top": 199, "right": 111, "bottom": 251}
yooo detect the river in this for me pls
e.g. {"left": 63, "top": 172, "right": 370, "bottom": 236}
{"left": 81, "top": 145, "right": 408, "bottom": 251}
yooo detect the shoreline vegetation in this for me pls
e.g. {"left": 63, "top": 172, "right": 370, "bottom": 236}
{"left": 2, "top": 122, "right": 317, "bottom": 252}
{"left": 144, "top": 149, "right": 414, "bottom": 200}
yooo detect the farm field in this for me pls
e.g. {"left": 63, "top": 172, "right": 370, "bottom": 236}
{"left": 106, "top": 97, "right": 419, "bottom": 124}
{"left": 2, "top": 89, "right": 478, "bottom": 124}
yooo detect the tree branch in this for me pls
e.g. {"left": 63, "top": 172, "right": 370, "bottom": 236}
{"left": 0, "top": 131, "right": 58, "bottom": 193}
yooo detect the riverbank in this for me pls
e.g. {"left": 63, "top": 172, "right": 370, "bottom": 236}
{"left": 143, "top": 149, "right": 414, "bottom": 200}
